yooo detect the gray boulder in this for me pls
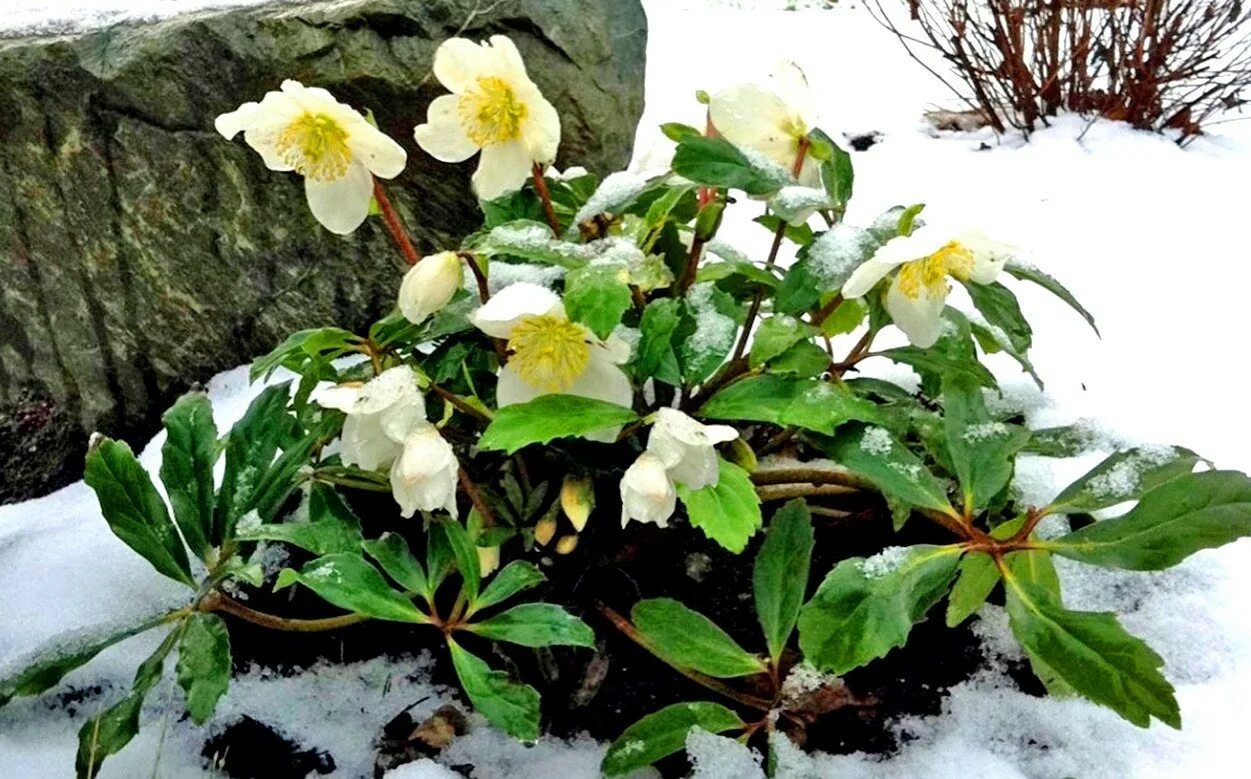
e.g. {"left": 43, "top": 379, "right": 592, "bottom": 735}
{"left": 0, "top": 0, "right": 647, "bottom": 502}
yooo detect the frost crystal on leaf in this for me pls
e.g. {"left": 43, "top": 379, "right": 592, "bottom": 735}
{"left": 858, "top": 546, "right": 910, "bottom": 579}
{"left": 809, "top": 224, "right": 876, "bottom": 289}
{"left": 573, "top": 171, "right": 650, "bottom": 225}
{"left": 1087, "top": 445, "right": 1178, "bottom": 498}
{"left": 685, "top": 283, "right": 736, "bottom": 361}
{"left": 963, "top": 421, "right": 1009, "bottom": 442}
{"left": 860, "top": 426, "right": 893, "bottom": 455}
{"left": 781, "top": 661, "right": 842, "bottom": 703}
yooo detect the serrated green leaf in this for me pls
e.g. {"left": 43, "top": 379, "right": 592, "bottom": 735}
{"left": 701, "top": 375, "right": 880, "bottom": 436}
{"left": 813, "top": 128, "right": 854, "bottom": 210}
{"left": 798, "top": 544, "right": 962, "bottom": 674}
{"left": 175, "top": 613, "right": 230, "bottom": 724}
{"left": 237, "top": 484, "right": 364, "bottom": 555}
{"left": 677, "top": 284, "right": 742, "bottom": 385}
{"left": 675, "top": 459, "right": 762, "bottom": 553}
{"left": 448, "top": 641, "right": 541, "bottom": 742}
{"left": 362, "top": 532, "right": 428, "bottom": 596}
{"left": 473, "top": 220, "right": 587, "bottom": 268}
{"left": 818, "top": 423, "right": 957, "bottom": 518}
{"left": 564, "top": 262, "right": 633, "bottom": 339}
{"left": 214, "top": 384, "right": 294, "bottom": 543}
{"left": 942, "top": 373, "right": 1030, "bottom": 513}
{"left": 1005, "top": 261, "right": 1099, "bottom": 336}
{"left": 749, "top": 316, "right": 817, "bottom": 368}
{"left": 672, "top": 135, "right": 789, "bottom": 196}
{"left": 767, "top": 340, "right": 831, "bottom": 378}
{"left": 753, "top": 499, "right": 815, "bottom": 661}
{"left": 878, "top": 344, "right": 998, "bottom": 391}
{"left": 477, "top": 395, "right": 638, "bottom": 454}
{"left": 473, "top": 561, "right": 546, "bottom": 612}
{"left": 1047, "top": 446, "right": 1201, "bottom": 514}
{"left": 1047, "top": 470, "right": 1251, "bottom": 571}
{"left": 635, "top": 298, "right": 683, "bottom": 385}
{"left": 965, "top": 281, "right": 1032, "bottom": 354}
{"left": 467, "top": 603, "right": 595, "bottom": 648}
{"left": 632, "top": 598, "right": 766, "bottom": 678}
{"left": 249, "top": 327, "right": 362, "bottom": 382}
{"left": 282, "top": 553, "right": 428, "bottom": 623}
{"left": 601, "top": 701, "right": 745, "bottom": 776}
{"left": 159, "top": 392, "right": 218, "bottom": 561}
{"left": 85, "top": 439, "right": 194, "bottom": 588}
{"left": 1002, "top": 566, "right": 1178, "bottom": 728}
{"left": 434, "top": 517, "right": 482, "bottom": 602}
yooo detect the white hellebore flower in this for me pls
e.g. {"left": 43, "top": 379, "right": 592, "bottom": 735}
{"left": 399, "top": 251, "right": 464, "bottom": 324}
{"left": 313, "top": 366, "right": 425, "bottom": 470}
{"left": 470, "top": 282, "right": 632, "bottom": 443}
{"left": 708, "top": 62, "right": 821, "bottom": 188}
{"left": 391, "top": 423, "right": 459, "bottom": 518}
{"left": 620, "top": 452, "right": 678, "bottom": 528}
{"left": 647, "top": 408, "right": 738, "bottom": 491}
{"left": 842, "top": 227, "right": 1014, "bottom": 348}
{"left": 413, "top": 35, "right": 560, "bottom": 200}
{"left": 215, "top": 80, "right": 407, "bottom": 235}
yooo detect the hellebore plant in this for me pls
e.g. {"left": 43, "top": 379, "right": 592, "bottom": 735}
{"left": 4, "top": 33, "right": 1251, "bottom": 779}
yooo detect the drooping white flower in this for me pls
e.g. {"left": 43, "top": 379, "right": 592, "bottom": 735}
{"left": 470, "top": 282, "right": 632, "bottom": 442}
{"left": 620, "top": 452, "right": 678, "bottom": 528}
{"left": 647, "top": 408, "right": 738, "bottom": 491}
{"left": 313, "top": 366, "right": 426, "bottom": 470}
{"left": 708, "top": 62, "right": 821, "bottom": 188}
{"left": 413, "top": 35, "right": 560, "bottom": 200}
{"left": 399, "top": 251, "right": 464, "bottom": 324}
{"left": 390, "top": 423, "right": 459, "bottom": 518}
{"left": 842, "top": 227, "right": 1014, "bottom": 348}
{"left": 215, "top": 80, "right": 407, "bottom": 235}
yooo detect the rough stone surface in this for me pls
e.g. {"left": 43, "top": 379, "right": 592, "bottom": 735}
{"left": 0, "top": 0, "right": 647, "bottom": 503}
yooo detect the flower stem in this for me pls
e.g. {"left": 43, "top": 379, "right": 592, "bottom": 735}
{"left": 431, "top": 384, "right": 492, "bottom": 425}
{"left": 531, "top": 163, "right": 562, "bottom": 236}
{"left": 459, "top": 251, "right": 491, "bottom": 304}
{"left": 203, "top": 591, "right": 370, "bottom": 632}
{"left": 458, "top": 467, "right": 498, "bottom": 527}
{"left": 372, "top": 178, "right": 421, "bottom": 266}
{"left": 810, "top": 293, "right": 845, "bottom": 329}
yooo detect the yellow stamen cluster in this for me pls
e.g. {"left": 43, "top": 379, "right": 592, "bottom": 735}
{"left": 896, "top": 241, "right": 975, "bottom": 299}
{"left": 508, "top": 314, "right": 590, "bottom": 393}
{"left": 276, "top": 112, "right": 352, "bottom": 181}
{"left": 459, "top": 76, "right": 528, "bottom": 146}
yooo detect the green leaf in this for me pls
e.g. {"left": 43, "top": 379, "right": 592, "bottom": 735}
{"left": 671, "top": 135, "right": 789, "bottom": 196}
{"left": 159, "top": 392, "right": 218, "bottom": 561}
{"left": 473, "top": 220, "right": 587, "bottom": 268}
{"left": 942, "top": 373, "right": 1030, "bottom": 513}
{"left": 700, "top": 375, "right": 881, "bottom": 436}
{"left": 236, "top": 484, "right": 363, "bottom": 555}
{"left": 820, "top": 297, "right": 868, "bottom": 337}
{"left": 814, "top": 128, "right": 854, "bottom": 211}
{"left": 945, "top": 553, "right": 998, "bottom": 627}
{"left": 878, "top": 344, "right": 999, "bottom": 391}
{"left": 677, "top": 283, "right": 742, "bottom": 385}
{"left": 753, "top": 499, "right": 815, "bottom": 661}
{"left": 964, "top": 281, "right": 1032, "bottom": 353}
{"left": 818, "top": 424, "right": 957, "bottom": 517}
{"left": 635, "top": 298, "right": 683, "bottom": 385}
{"left": 448, "top": 640, "right": 541, "bottom": 742}
{"left": 1047, "top": 445, "right": 1202, "bottom": 513}
{"left": 478, "top": 395, "right": 638, "bottom": 454}
{"left": 362, "top": 532, "right": 428, "bottom": 596}
{"left": 969, "top": 319, "right": 1043, "bottom": 389}
{"left": 768, "top": 340, "right": 831, "bottom": 378}
{"left": 468, "top": 603, "right": 595, "bottom": 648}
{"left": 660, "top": 122, "right": 702, "bottom": 143}
{"left": 798, "top": 545, "right": 962, "bottom": 674}
{"left": 632, "top": 598, "right": 766, "bottom": 678}
{"left": 84, "top": 438, "right": 194, "bottom": 588}
{"left": 473, "top": 561, "right": 546, "bottom": 612}
{"left": 1047, "top": 470, "right": 1251, "bottom": 571}
{"left": 249, "top": 327, "right": 362, "bottom": 381}
{"left": 564, "top": 261, "right": 633, "bottom": 339}
{"left": 1005, "top": 261, "right": 1099, "bottom": 336}
{"left": 435, "top": 517, "right": 481, "bottom": 602}
{"left": 601, "top": 701, "right": 744, "bottom": 777}
{"left": 75, "top": 626, "right": 178, "bottom": 778}
{"left": 0, "top": 612, "right": 171, "bottom": 708}
{"left": 675, "top": 459, "right": 762, "bottom": 553}
{"left": 280, "top": 553, "right": 428, "bottom": 623}
{"left": 1002, "top": 567, "right": 1178, "bottom": 728}
{"left": 175, "top": 613, "right": 231, "bottom": 724}
{"left": 215, "top": 384, "right": 294, "bottom": 542}
{"left": 749, "top": 315, "right": 817, "bottom": 368}
{"left": 1023, "top": 424, "right": 1098, "bottom": 458}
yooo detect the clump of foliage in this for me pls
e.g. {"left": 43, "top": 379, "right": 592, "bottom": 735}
{"left": 3, "top": 34, "right": 1251, "bottom": 779}
{"left": 870, "top": 0, "right": 1251, "bottom": 142}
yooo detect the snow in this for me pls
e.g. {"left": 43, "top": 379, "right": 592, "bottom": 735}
{"left": 3, "top": 0, "right": 1251, "bottom": 777}
{"left": 858, "top": 546, "right": 910, "bottom": 579}
{"left": 859, "top": 426, "right": 893, "bottom": 455}
{"left": 573, "top": 171, "right": 652, "bottom": 225}
{"left": 807, "top": 223, "right": 876, "bottom": 287}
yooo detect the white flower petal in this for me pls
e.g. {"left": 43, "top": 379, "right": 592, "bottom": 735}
{"left": 565, "top": 357, "right": 633, "bottom": 443}
{"left": 470, "top": 282, "right": 562, "bottom": 338}
{"left": 311, "top": 383, "right": 361, "bottom": 413}
{"left": 433, "top": 38, "right": 497, "bottom": 93}
{"left": 390, "top": 424, "right": 459, "bottom": 518}
{"left": 596, "top": 334, "right": 633, "bottom": 365}
{"left": 521, "top": 94, "right": 561, "bottom": 165}
{"left": 871, "top": 227, "right": 949, "bottom": 266}
{"left": 215, "top": 101, "right": 260, "bottom": 139}
{"left": 958, "top": 229, "right": 1014, "bottom": 284}
{"left": 620, "top": 452, "right": 677, "bottom": 528}
{"left": 342, "top": 414, "right": 402, "bottom": 471}
{"left": 885, "top": 272, "right": 949, "bottom": 348}
{"left": 304, "top": 161, "right": 373, "bottom": 235}
{"left": 350, "top": 125, "right": 407, "bottom": 179}
{"left": 842, "top": 256, "right": 899, "bottom": 298}
{"left": 496, "top": 364, "right": 541, "bottom": 407}
{"left": 399, "top": 251, "right": 464, "bottom": 324}
{"left": 472, "top": 138, "right": 533, "bottom": 200}
{"left": 709, "top": 83, "right": 797, "bottom": 168}
{"left": 414, "top": 94, "right": 481, "bottom": 162}
{"left": 488, "top": 35, "right": 528, "bottom": 76}
{"left": 647, "top": 408, "right": 737, "bottom": 491}
{"left": 770, "top": 61, "right": 818, "bottom": 130}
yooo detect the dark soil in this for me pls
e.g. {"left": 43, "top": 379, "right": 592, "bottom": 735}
{"left": 212, "top": 482, "right": 1041, "bottom": 778}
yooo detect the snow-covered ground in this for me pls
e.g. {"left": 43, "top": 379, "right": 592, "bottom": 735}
{"left": 3, "top": 1, "right": 1251, "bottom": 777}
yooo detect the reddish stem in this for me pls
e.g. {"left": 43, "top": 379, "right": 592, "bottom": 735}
{"left": 372, "top": 179, "right": 421, "bottom": 266}
{"left": 531, "top": 163, "right": 562, "bottom": 236}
